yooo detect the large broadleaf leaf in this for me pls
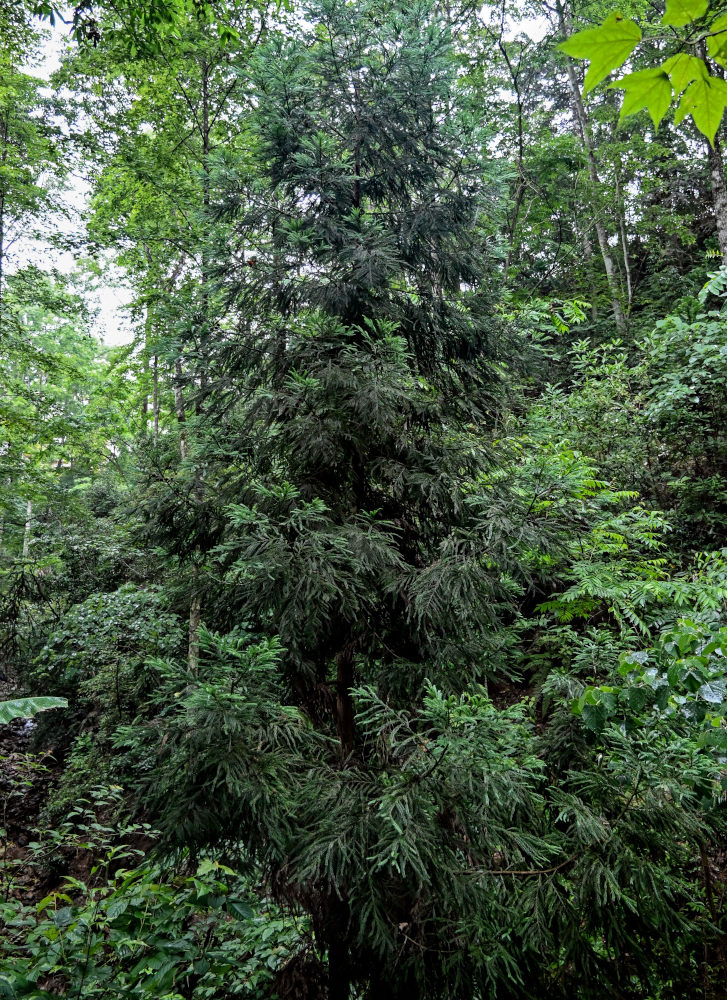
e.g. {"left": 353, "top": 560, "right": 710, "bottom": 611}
{"left": 662, "top": 0, "right": 708, "bottom": 27}
{"left": 707, "top": 13, "right": 727, "bottom": 64}
{"left": 662, "top": 53, "right": 708, "bottom": 94}
{"left": 559, "top": 12, "right": 642, "bottom": 94}
{"left": 610, "top": 68, "right": 672, "bottom": 127}
{"left": 0, "top": 697, "right": 68, "bottom": 725}
{"left": 674, "top": 74, "right": 727, "bottom": 143}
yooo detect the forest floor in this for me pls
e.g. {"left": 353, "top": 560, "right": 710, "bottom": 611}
{"left": 0, "top": 688, "right": 86, "bottom": 906}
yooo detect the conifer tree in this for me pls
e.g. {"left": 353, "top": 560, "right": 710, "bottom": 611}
{"left": 125, "top": 3, "right": 727, "bottom": 998}
{"left": 136, "top": 1, "right": 523, "bottom": 992}
{"left": 206, "top": 0, "right": 507, "bottom": 727}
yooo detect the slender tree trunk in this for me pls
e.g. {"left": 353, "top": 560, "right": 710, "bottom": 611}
{"left": 199, "top": 56, "right": 211, "bottom": 409}
{"left": 153, "top": 354, "right": 159, "bottom": 446}
{"left": 0, "top": 106, "right": 10, "bottom": 327}
{"left": 187, "top": 583, "right": 202, "bottom": 673}
{"left": 581, "top": 228, "right": 599, "bottom": 321}
{"left": 615, "top": 165, "right": 633, "bottom": 312}
{"left": 174, "top": 358, "right": 187, "bottom": 459}
{"left": 557, "top": 2, "right": 626, "bottom": 331}
{"left": 142, "top": 303, "right": 152, "bottom": 425}
{"left": 564, "top": 63, "right": 626, "bottom": 331}
{"left": 696, "top": 43, "right": 727, "bottom": 261}
{"left": 335, "top": 644, "right": 355, "bottom": 755}
{"left": 0, "top": 189, "right": 5, "bottom": 326}
{"left": 496, "top": 26, "right": 526, "bottom": 279}
{"left": 22, "top": 499, "right": 31, "bottom": 559}
{"left": 707, "top": 135, "right": 727, "bottom": 261}
{"left": 202, "top": 58, "right": 210, "bottom": 212}
{"left": 327, "top": 921, "right": 352, "bottom": 1000}
{"left": 182, "top": 56, "right": 214, "bottom": 673}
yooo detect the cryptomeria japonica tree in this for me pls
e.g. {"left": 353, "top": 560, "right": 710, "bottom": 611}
{"left": 121, "top": 3, "right": 727, "bottom": 998}
{"left": 200, "top": 0, "right": 509, "bottom": 739}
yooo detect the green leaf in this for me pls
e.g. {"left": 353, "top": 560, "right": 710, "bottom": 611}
{"left": 227, "top": 898, "right": 254, "bottom": 919}
{"left": 661, "top": 53, "right": 708, "bottom": 94}
{"left": 674, "top": 74, "right": 727, "bottom": 143}
{"left": 662, "top": 0, "right": 708, "bottom": 27}
{"left": 610, "top": 68, "right": 672, "bottom": 127}
{"left": 0, "top": 697, "right": 68, "bottom": 725}
{"left": 559, "top": 12, "right": 642, "bottom": 94}
{"left": 703, "top": 727, "right": 727, "bottom": 750}
{"left": 655, "top": 685, "right": 671, "bottom": 710}
{"left": 707, "top": 13, "right": 727, "bottom": 64}
{"left": 667, "top": 661, "right": 683, "bottom": 688}
{"left": 698, "top": 680, "right": 726, "bottom": 703}
{"left": 582, "top": 701, "right": 609, "bottom": 733}
{"left": 52, "top": 906, "right": 73, "bottom": 928}
{"left": 627, "top": 686, "right": 648, "bottom": 712}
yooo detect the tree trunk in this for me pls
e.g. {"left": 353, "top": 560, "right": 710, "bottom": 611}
{"left": 22, "top": 499, "right": 32, "bottom": 559}
{"left": 187, "top": 584, "right": 202, "bottom": 673}
{"left": 142, "top": 303, "right": 152, "bottom": 425}
{"left": 696, "top": 43, "right": 727, "bottom": 261}
{"left": 496, "top": 27, "right": 526, "bottom": 279}
{"left": 581, "top": 228, "right": 599, "bottom": 321}
{"left": 615, "top": 165, "right": 633, "bottom": 312}
{"left": 335, "top": 645, "right": 355, "bottom": 755}
{"left": 557, "top": 2, "right": 626, "bottom": 331}
{"left": 153, "top": 354, "right": 160, "bottom": 446}
{"left": 707, "top": 135, "right": 727, "bottom": 262}
{"left": 174, "top": 357, "right": 187, "bottom": 460}
{"left": 327, "top": 925, "right": 352, "bottom": 1000}
{"left": 0, "top": 105, "right": 10, "bottom": 327}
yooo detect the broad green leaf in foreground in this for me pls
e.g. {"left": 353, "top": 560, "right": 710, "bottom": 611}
{"left": 707, "top": 12, "right": 727, "bottom": 64}
{"left": 610, "top": 68, "right": 672, "bottom": 126}
{"left": 662, "top": 0, "right": 708, "bottom": 27}
{"left": 559, "top": 12, "right": 642, "bottom": 94}
{"left": 662, "top": 53, "right": 709, "bottom": 93}
{"left": 675, "top": 73, "right": 727, "bottom": 143}
{"left": 0, "top": 697, "right": 68, "bottom": 725}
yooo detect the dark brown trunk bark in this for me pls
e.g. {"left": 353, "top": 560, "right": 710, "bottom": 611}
{"left": 327, "top": 929, "right": 352, "bottom": 1000}
{"left": 335, "top": 645, "right": 355, "bottom": 755}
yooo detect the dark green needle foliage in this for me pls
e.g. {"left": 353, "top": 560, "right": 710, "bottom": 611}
{"left": 199, "top": 0, "right": 512, "bottom": 713}
{"left": 116, "top": 2, "right": 727, "bottom": 999}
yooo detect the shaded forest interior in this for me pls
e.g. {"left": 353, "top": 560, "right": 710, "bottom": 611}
{"left": 2, "top": 0, "right": 727, "bottom": 997}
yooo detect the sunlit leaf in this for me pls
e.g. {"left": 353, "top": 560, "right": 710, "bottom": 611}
{"left": 707, "top": 13, "right": 727, "bottom": 64}
{"left": 674, "top": 74, "right": 727, "bottom": 144}
{"left": 698, "top": 680, "right": 726, "bottom": 703}
{"left": 662, "top": 0, "right": 708, "bottom": 27}
{"left": 611, "top": 68, "right": 672, "bottom": 127}
{"left": 559, "top": 12, "right": 642, "bottom": 94}
{"left": 661, "top": 53, "right": 708, "bottom": 93}
{"left": 0, "top": 697, "right": 68, "bottom": 725}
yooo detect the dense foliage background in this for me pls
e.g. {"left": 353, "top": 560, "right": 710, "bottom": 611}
{"left": 2, "top": 1, "right": 727, "bottom": 998}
